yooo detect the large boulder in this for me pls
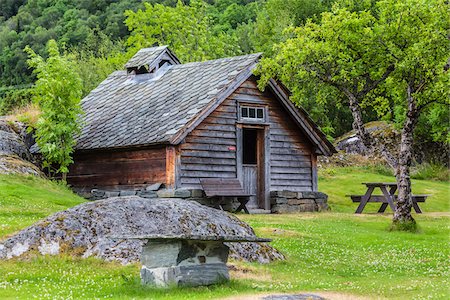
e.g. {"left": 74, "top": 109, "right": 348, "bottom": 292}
{"left": 0, "top": 119, "right": 41, "bottom": 176}
{"left": 0, "top": 197, "right": 284, "bottom": 264}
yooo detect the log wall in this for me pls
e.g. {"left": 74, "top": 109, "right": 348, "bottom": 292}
{"left": 68, "top": 147, "right": 166, "bottom": 189}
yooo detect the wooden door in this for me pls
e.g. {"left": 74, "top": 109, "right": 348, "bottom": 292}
{"left": 243, "top": 165, "right": 258, "bottom": 208}
{"left": 241, "top": 127, "right": 265, "bottom": 209}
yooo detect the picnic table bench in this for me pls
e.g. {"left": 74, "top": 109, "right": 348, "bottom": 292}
{"left": 348, "top": 182, "right": 429, "bottom": 214}
{"left": 200, "top": 178, "right": 252, "bottom": 214}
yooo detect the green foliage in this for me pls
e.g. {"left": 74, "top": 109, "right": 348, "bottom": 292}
{"left": 257, "top": 0, "right": 449, "bottom": 143}
{"left": 367, "top": 164, "right": 394, "bottom": 177}
{"left": 0, "top": 86, "right": 33, "bottom": 114}
{"left": 25, "top": 40, "right": 83, "bottom": 177}
{"left": 255, "top": 3, "right": 382, "bottom": 136}
{"left": 0, "top": 0, "right": 146, "bottom": 87}
{"left": 411, "top": 163, "right": 449, "bottom": 182}
{"left": 70, "top": 30, "right": 130, "bottom": 97}
{"left": 125, "top": 0, "right": 241, "bottom": 63}
{"left": 248, "top": 0, "right": 334, "bottom": 55}
{"left": 376, "top": 0, "right": 450, "bottom": 119}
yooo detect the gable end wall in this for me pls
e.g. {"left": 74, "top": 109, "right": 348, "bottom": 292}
{"left": 179, "top": 77, "right": 315, "bottom": 191}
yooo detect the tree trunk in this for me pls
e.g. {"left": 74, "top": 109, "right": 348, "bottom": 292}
{"left": 62, "top": 172, "right": 67, "bottom": 182}
{"left": 346, "top": 92, "right": 374, "bottom": 154}
{"left": 345, "top": 91, "right": 399, "bottom": 169}
{"left": 393, "top": 86, "right": 419, "bottom": 225}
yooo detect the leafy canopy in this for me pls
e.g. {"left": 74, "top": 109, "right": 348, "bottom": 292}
{"left": 257, "top": 0, "right": 449, "bottom": 140}
{"left": 25, "top": 39, "right": 83, "bottom": 177}
{"left": 124, "top": 0, "right": 240, "bottom": 63}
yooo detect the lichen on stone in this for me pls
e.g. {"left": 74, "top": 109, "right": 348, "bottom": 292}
{"left": 0, "top": 196, "right": 284, "bottom": 264}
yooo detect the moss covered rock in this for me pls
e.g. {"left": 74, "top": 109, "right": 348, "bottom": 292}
{"left": 0, "top": 196, "right": 284, "bottom": 264}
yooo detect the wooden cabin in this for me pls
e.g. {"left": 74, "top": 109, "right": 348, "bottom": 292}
{"left": 68, "top": 46, "right": 336, "bottom": 212}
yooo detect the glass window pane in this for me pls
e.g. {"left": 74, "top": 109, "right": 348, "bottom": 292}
{"left": 249, "top": 108, "right": 256, "bottom": 118}
{"left": 257, "top": 108, "right": 263, "bottom": 119}
{"left": 242, "top": 107, "right": 248, "bottom": 118}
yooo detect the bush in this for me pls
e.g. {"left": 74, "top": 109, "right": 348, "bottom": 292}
{"left": 411, "top": 163, "right": 449, "bottom": 181}
{"left": 0, "top": 87, "right": 33, "bottom": 115}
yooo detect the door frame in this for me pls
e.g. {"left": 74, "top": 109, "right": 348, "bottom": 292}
{"left": 236, "top": 123, "right": 270, "bottom": 210}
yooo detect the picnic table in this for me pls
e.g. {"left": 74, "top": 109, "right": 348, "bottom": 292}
{"left": 348, "top": 182, "right": 428, "bottom": 214}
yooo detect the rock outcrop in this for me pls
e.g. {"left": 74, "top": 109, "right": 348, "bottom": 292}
{"left": 0, "top": 119, "right": 41, "bottom": 175}
{"left": 333, "top": 120, "right": 449, "bottom": 166}
{"left": 334, "top": 121, "right": 399, "bottom": 158}
{"left": 0, "top": 197, "right": 284, "bottom": 264}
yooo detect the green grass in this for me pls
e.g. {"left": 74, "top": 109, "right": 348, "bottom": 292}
{"left": 0, "top": 174, "right": 85, "bottom": 238}
{"left": 319, "top": 167, "right": 450, "bottom": 213}
{"left": 0, "top": 169, "right": 449, "bottom": 299}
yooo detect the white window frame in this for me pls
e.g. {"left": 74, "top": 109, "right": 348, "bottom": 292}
{"left": 238, "top": 103, "right": 267, "bottom": 123}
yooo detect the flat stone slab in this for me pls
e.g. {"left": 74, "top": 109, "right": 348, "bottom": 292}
{"left": 262, "top": 294, "right": 325, "bottom": 300}
{"left": 111, "top": 234, "right": 271, "bottom": 243}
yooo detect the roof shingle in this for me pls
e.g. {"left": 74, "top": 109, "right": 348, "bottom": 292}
{"left": 76, "top": 52, "right": 260, "bottom": 150}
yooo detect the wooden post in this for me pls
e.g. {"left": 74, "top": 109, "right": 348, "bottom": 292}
{"left": 236, "top": 124, "right": 243, "bottom": 184}
{"left": 166, "top": 146, "right": 178, "bottom": 189}
{"left": 311, "top": 153, "right": 318, "bottom": 192}
{"left": 264, "top": 126, "right": 271, "bottom": 210}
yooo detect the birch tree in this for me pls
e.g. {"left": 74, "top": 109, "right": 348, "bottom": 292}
{"left": 257, "top": 0, "right": 449, "bottom": 230}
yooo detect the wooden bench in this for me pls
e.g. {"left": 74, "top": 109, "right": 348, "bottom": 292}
{"left": 200, "top": 178, "right": 253, "bottom": 214}
{"left": 348, "top": 194, "right": 428, "bottom": 213}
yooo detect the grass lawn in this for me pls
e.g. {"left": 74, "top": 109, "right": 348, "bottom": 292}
{"left": 0, "top": 174, "right": 85, "bottom": 238}
{"left": 319, "top": 166, "right": 449, "bottom": 213}
{"left": 0, "top": 169, "right": 449, "bottom": 299}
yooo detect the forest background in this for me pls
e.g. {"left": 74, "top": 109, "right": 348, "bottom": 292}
{"left": 0, "top": 0, "right": 448, "bottom": 160}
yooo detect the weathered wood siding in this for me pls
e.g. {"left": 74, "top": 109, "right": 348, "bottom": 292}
{"left": 179, "top": 97, "right": 238, "bottom": 189}
{"left": 180, "top": 76, "right": 315, "bottom": 191}
{"left": 233, "top": 78, "right": 314, "bottom": 191}
{"left": 68, "top": 147, "right": 166, "bottom": 189}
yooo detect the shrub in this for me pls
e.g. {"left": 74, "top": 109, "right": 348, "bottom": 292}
{"left": 0, "top": 87, "right": 33, "bottom": 115}
{"left": 411, "top": 163, "right": 449, "bottom": 181}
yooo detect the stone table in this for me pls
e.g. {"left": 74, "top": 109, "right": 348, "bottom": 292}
{"left": 112, "top": 234, "right": 271, "bottom": 287}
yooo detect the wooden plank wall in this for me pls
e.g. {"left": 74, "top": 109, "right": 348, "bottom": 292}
{"left": 179, "top": 97, "right": 238, "bottom": 189}
{"left": 234, "top": 78, "right": 314, "bottom": 191}
{"left": 180, "top": 76, "right": 315, "bottom": 191}
{"left": 68, "top": 147, "right": 166, "bottom": 189}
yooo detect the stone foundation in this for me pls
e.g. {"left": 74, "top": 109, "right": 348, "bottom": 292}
{"left": 270, "top": 191, "right": 329, "bottom": 213}
{"left": 75, "top": 185, "right": 328, "bottom": 213}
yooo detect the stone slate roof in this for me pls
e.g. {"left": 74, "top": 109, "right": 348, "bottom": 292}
{"left": 124, "top": 46, "right": 168, "bottom": 68}
{"left": 76, "top": 53, "right": 260, "bottom": 150}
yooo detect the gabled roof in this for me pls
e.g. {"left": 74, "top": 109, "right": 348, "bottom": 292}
{"left": 124, "top": 46, "right": 180, "bottom": 69}
{"left": 76, "top": 46, "right": 336, "bottom": 156}
{"left": 76, "top": 50, "right": 261, "bottom": 150}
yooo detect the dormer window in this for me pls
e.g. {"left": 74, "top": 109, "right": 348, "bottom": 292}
{"left": 125, "top": 45, "right": 181, "bottom": 75}
{"left": 131, "top": 65, "right": 154, "bottom": 75}
{"left": 240, "top": 105, "right": 266, "bottom": 122}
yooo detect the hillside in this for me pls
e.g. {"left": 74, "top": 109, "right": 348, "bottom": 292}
{"left": 0, "top": 174, "right": 85, "bottom": 238}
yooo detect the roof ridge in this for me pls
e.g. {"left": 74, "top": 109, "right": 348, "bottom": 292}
{"left": 174, "top": 53, "right": 261, "bottom": 68}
